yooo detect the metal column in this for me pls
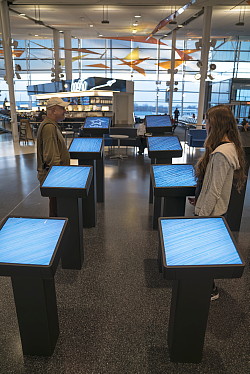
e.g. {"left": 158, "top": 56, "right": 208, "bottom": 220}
{"left": 196, "top": 6, "right": 213, "bottom": 128}
{"left": 169, "top": 29, "right": 177, "bottom": 117}
{"left": 64, "top": 30, "right": 72, "bottom": 81}
{"left": 0, "top": 0, "right": 18, "bottom": 142}
{"left": 53, "top": 29, "right": 61, "bottom": 81}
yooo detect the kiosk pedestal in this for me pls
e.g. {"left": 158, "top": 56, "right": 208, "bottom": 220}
{"left": 151, "top": 164, "right": 196, "bottom": 229}
{"left": 41, "top": 165, "right": 93, "bottom": 270}
{"left": 0, "top": 216, "right": 67, "bottom": 356}
{"left": 69, "top": 137, "right": 104, "bottom": 208}
{"left": 147, "top": 137, "right": 183, "bottom": 203}
{"left": 158, "top": 217, "right": 245, "bottom": 363}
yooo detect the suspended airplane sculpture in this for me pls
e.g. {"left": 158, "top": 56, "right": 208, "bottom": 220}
{"left": 115, "top": 47, "right": 150, "bottom": 76}
{"left": 100, "top": 35, "right": 167, "bottom": 46}
{"left": 60, "top": 54, "right": 87, "bottom": 66}
{"left": 147, "top": 0, "right": 197, "bottom": 39}
{"left": 85, "top": 63, "right": 110, "bottom": 69}
{"left": 0, "top": 49, "right": 24, "bottom": 57}
{"left": 157, "top": 49, "right": 199, "bottom": 69}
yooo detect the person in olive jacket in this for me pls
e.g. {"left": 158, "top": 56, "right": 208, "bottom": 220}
{"left": 37, "top": 97, "right": 70, "bottom": 216}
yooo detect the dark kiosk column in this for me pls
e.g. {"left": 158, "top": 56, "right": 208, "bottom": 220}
{"left": 69, "top": 137, "right": 104, "bottom": 212}
{"left": 158, "top": 217, "right": 245, "bottom": 363}
{"left": 41, "top": 165, "right": 93, "bottom": 270}
{"left": 226, "top": 133, "right": 250, "bottom": 232}
{"left": 0, "top": 216, "right": 68, "bottom": 356}
{"left": 147, "top": 136, "right": 183, "bottom": 203}
{"left": 151, "top": 164, "right": 196, "bottom": 229}
{"left": 145, "top": 114, "right": 173, "bottom": 135}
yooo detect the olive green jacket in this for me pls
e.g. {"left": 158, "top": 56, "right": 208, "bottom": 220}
{"left": 36, "top": 116, "right": 70, "bottom": 183}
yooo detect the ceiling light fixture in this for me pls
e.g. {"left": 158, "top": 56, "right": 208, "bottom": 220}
{"left": 19, "top": 13, "right": 26, "bottom": 16}
{"left": 194, "top": 73, "right": 201, "bottom": 80}
{"left": 133, "top": 22, "right": 138, "bottom": 26}
{"left": 102, "top": 5, "right": 109, "bottom": 24}
{"left": 59, "top": 30, "right": 63, "bottom": 33}
{"left": 89, "top": 24, "right": 94, "bottom": 27}
{"left": 134, "top": 15, "right": 141, "bottom": 18}
{"left": 235, "top": 7, "right": 245, "bottom": 26}
{"left": 132, "top": 29, "right": 137, "bottom": 34}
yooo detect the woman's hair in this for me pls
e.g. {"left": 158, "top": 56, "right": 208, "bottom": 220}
{"left": 195, "top": 105, "right": 246, "bottom": 191}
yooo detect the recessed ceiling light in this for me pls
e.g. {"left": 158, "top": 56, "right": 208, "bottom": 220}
{"left": 188, "top": 38, "right": 192, "bottom": 40}
{"left": 132, "top": 29, "right": 137, "bottom": 34}
{"left": 89, "top": 24, "right": 94, "bottom": 27}
{"left": 35, "top": 34, "right": 39, "bottom": 37}
{"left": 99, "top": 34, "right": 103, "bottom": 37}
{"left": 133, "top": 22, "right": 138, "bottom": 27}
{"left": 134, "top": 15, "right": 141, "bottom": 18}
{"left": 19, "top": 13, "right": 26, "bottom": 16}
{"left": 59, "top": 30, "right": 63, "bottom": 33}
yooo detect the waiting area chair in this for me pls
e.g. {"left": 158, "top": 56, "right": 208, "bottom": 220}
{"left": 19, "top": 119, "right": 35, "bottom": 145}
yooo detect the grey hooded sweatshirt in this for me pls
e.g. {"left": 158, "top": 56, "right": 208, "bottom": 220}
{"left": 195, "top": 142, "right": 240, "bottom": 216}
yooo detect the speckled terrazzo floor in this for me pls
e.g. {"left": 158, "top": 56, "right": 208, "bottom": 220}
{"left": 0, "top": 129, "right": 249, "bottom": 374}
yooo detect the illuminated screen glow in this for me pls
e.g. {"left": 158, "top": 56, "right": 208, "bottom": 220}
{"left": 160, "top": 218, "right": 242, "bottom": 266}
{"left": 84, "top": 117, "right": 110, "bottom": 128}
{"left": 152, "top": 164, "right": 196, "bottom": 187}
{"left": 69, "top": 138, "right": 102, "bottom": 153}
{"left": 148, "top": 136, "right": 182, "bottom": 151}
{"left": 0, "top": 217, "right": 66, "bottom": 265}
{"left": 42, "top": 166, "right": 91, "bottom": 189}
{"left": 146, "top": 115, "right": 172, "bottom": 128}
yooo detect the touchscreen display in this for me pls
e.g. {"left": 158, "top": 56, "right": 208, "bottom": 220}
{"left": 84, "top": 117, "right": 110, "bottom": 128}
{"left": 152, "top": 164, "right": 196, "bottom": 187}
{"left": 160, "top": 218, "right": 242, "bottom": 266}
{"left": 69, "top": 138, "right": 102, "bottom": 153}
{"left": 0, "top": 217, "right": 66, "bottom": 265}
{"left": 42, "top": 166, "right": 91, "bottom": 189}
{"left": 148, "top": 136, "right": 182, "bottom": 151}
{"left": 146, "top": 115, "right": 172, "bottom": 127}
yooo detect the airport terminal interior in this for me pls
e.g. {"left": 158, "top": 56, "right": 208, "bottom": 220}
{"left": 0, "top": 1, "right": 250, "bottom": 373}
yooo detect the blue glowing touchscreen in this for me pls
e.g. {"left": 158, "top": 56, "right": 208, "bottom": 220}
{"left": 146, "top": 115, "right": 172, "bottom": 127}
{"left": 42, "top": 166, "right": 91, "bottom": 189}
{"left": 160, "top": 218, "right": 242, "bottom": 266}
{"left": 0, "top": 217, "right": 66, "bottom": 265}
{"left": 84, "top": 117, "right": 110, "bottom": 128}
{"left": 148, "top": 136, "right": 182, "bottom": 151}
{"left": 152, "top": 164, "right": 196, "bottom": 187}
{"left": 69, "top": 138, "right": 103, "bottom": 153}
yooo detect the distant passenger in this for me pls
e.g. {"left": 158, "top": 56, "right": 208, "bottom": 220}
{"left": 241, "top": 118, "right": 249, "bottom": 131}
{"left": 36, "top": 108, "right": 46, "bottom": 122}
{"left": 137, "top": 119, "right": 146, "bottom": 155}
{"left": 174, "top": 107, "right": 180, "bottom": 124}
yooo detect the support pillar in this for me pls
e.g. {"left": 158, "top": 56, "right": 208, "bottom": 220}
{"left": 0, "top": 0, "right": 18, "bottom": 142}
{"left": 197, "top": 6, "right": 213, "bottom": 128}
{"left": 53, "top": 29, "right": 61, "bottom": 81}
{"left": 64, "top": 30, "right": 72, "bottom": 81}
{"left": 169, "top": 29, "right": 177, "bottom": 117}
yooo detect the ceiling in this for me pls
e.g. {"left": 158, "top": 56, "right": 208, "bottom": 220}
{"left": 4, "top": 0, "right": 250, "bottom": 41}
